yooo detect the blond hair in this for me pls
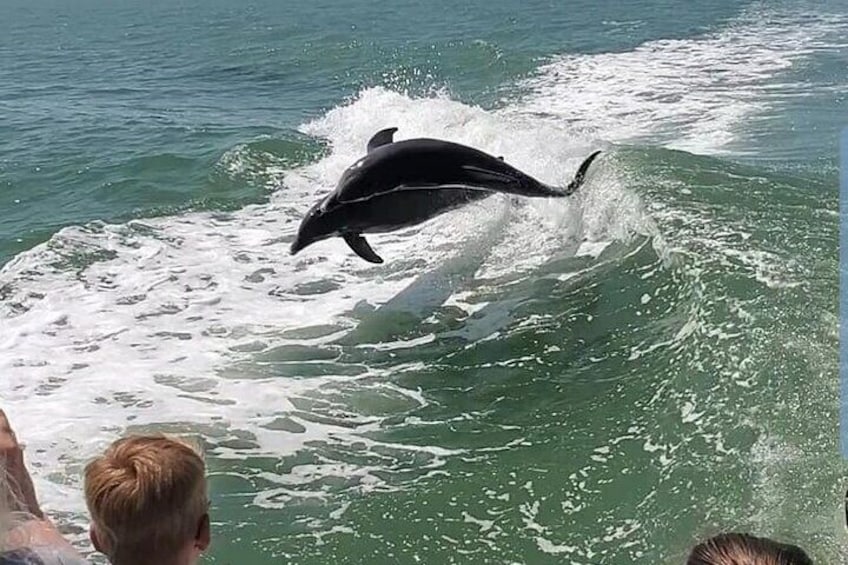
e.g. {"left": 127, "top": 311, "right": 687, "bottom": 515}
{"left": 0, "top": 469, "right": 26, "bottom": 550}
{"left": 0, "top": 466, "right": 39, "bottom": 551}
{"left": 687, "top": 533, "right": 813, "bottom": 565}
{"left": 83, "top": 434, "right": 208, "bottom": 565}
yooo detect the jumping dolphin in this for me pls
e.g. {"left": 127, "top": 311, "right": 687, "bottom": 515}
{"left": 290, "top": 127, "right": 601, "bottom": 264}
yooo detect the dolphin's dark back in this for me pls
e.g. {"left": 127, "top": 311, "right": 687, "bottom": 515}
{"left": 330, "top": 138, "right": 549, "bottom": 206}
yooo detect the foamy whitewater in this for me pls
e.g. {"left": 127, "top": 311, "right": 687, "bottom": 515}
{"left": 0, "top": 89, "right": 638, "bottom": 502}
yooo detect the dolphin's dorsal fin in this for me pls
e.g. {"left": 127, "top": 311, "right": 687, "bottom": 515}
{"left": 343, "top": 233, "right": 384, "bottom": 263}
{"left": 367, "top": 127, "right": 398, "bottom": 153}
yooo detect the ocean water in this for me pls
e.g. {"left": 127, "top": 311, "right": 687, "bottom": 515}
{"left": 1, "top": 0, "right": 847, "bottom": 563}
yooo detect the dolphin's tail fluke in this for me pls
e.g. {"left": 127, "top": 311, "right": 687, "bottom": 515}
{"left": 560, "top": 150, "right": 602, "bottom": 196}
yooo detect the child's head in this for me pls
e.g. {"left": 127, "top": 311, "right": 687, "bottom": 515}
{"left": 84, "top": 434, "right": 210, "bottom": 565}
{"left": 687, "top": 532, "right": 813, "bottom": 565}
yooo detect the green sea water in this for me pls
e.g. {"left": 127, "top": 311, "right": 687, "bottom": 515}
{"left": 1, "top": 0, "right": 847, "bottom": 563}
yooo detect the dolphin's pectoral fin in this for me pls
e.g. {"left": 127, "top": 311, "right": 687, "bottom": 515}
{"left": 367, "top": 127, "right": 399, "bottom": 153}
{"left": 563, "top": 150, "right": 602, "bottom": 196}
{"left": 344, "top": 233, "right": 384, "bottom": 264}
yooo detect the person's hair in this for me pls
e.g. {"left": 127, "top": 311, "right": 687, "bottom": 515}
{"left": 687, "top": 532, "right": 813, "bottom": 565}
{"left": 83, "top": 434, "right": 208, "bottom": 565}
{"left": 0, "top": 469, "right": 34, "bottom": 553}
{"left": 0, "top": 469, "right": 14, "bottom": 548}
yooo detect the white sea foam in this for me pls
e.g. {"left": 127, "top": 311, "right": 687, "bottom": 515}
{"left": 0, "top": 85, "right": 636, "bottom": 530}
{"left": 510, "top": 3, "right": 848, "bottom": 155}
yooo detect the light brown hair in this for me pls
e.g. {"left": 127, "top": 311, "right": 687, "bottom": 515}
{"left": 687, "top": 532, "right": 813, "bottom": 565}
{"left": 83, "top": 434, "right": 208, "bottom": 565}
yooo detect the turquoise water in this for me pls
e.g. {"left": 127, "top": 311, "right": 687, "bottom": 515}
{"left": 1, "top": 0, "right": 847, "bottom": 563}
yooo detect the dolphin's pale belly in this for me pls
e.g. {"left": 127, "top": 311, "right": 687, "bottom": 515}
{"left": 334, "top": 186, "right": 495, "bottom": 234}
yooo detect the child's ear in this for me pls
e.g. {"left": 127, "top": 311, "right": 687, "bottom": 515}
{"left": 195, "top": 513, "right": 211, "bottom": 551}
{"left": 90, "top": 525, "right": 105, "bottom": 554}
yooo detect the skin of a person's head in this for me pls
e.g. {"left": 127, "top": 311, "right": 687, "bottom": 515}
{"left": 687, "top": 532, "right": 813, "bottom": 565}
{"left": 83, "top": 434, "right": 210, "bottom": 565}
